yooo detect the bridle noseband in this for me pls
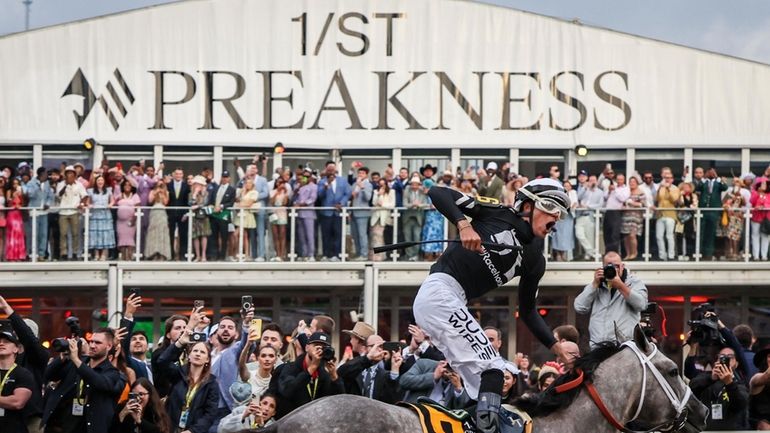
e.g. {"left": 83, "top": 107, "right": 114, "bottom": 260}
{"left": 555, "top": 341, "right": 691, "bottom": 433}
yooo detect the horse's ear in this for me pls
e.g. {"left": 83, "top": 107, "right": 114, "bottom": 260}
{"left": 633, "top": 325, "right": 650, "bottom": 353}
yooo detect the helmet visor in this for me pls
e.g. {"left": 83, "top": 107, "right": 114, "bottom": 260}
{"left": 519, "top": 187, "right": 569, "bottom": 220}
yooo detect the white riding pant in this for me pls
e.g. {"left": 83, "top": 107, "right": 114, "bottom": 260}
{"left": 413, "top": 272, "right": 506, "bottom": 400}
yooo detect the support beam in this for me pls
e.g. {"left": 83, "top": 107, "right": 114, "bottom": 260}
{"left": 107, "top": 265, "right": 122, "bottom": 328}
{"left": 213, "top": 146, "right": 223, "bottom": 180}
{"left": 93, "top": 144, "right": 105, "bottom": 169}
{"left": 33, "top": 144, "right": 43, "bottom": 171}
{"left": 741, "top": 148, "right": 750, "bottom": 176}
{"left": 626, "top": 148, "right": 635, "bottom": 177}
{"left": 565, "top": 148, "right": 577, "bottom": 178}
{"left": 363, "top": 265, "right": 376, "bottom": 328}
{"left": 509, "top": 148, "right": 519, "bottom": 175}
{"left": 392, "top": 148, "right": 402, "bottom": 173}
{"left": 451, "top": 148, "right": 461, "bottom": 173}
{"left": 154, "top": 145, "right": 163, "bottom": 173}
{"left": 684, "top": 148, "right": 693, "bottom": 182}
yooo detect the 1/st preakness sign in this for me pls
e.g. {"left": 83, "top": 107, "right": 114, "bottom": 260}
{"left": 1, "top": 0, "right": 769, "bottom": 148}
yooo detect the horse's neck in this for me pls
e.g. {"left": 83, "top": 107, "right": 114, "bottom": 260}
{"left": 532, "top": 389, "right": 629, "bottom": 433}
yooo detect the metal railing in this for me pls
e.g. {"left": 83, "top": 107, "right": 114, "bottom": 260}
{"left": 0, "top": 204, "right": 766, "bottom": 264}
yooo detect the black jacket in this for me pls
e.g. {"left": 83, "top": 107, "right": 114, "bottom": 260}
{"left": 120, "top": 318, "right": 150, "bottom": 381}
{"left": 206, "top": 183, "right": 236, "bottom": 209}
{"left": 9, "top": 312, "right": 48, "bottom": 417}
{"left": 167, "top": 180, "right": 191, "bottom": 216}
{"left": 151, "top": 343, "right": 178, "bottom": 398}
{"left": 690, "top": 371, "right": 749, "bottom": 430}
{"left": 276, "top": 354, "right": 345, "bottom": 419}
{"left": 157, "top": 343, "right": 220, "bottom": 433}
{"left": 337, "top": 355, "right": 402, "bottom": 404}
{"left": 42, "top": 356, "right": 126, "bottom": 433}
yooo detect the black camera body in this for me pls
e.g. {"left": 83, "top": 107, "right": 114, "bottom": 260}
{"left": 603, "top": 264, "right": 617, "bottom": 281}
{"left": 687, "top": 303, "right": 725, "bottom": 346}
{"left": 190, "top": 332, "right": 208, "bottom": 343}
{"left": 52, "top": 316, "right": 84, "bottom": 353}
{"left": 639, "top": 302, "right": 658, "bottom": 338}
{"left": 321, "top": 345, "right": 335, "bottom": 362}
{"left": 718, "top": 354, "right": 731, "bottom": 367}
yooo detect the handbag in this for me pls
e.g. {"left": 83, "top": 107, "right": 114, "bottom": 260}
{"left": 761, "top": 218, "right": 770, "bottom": 235}
{"left": 720, "top": 211, "right": 729, "bottom": 227}
{"left": 677, "top": 210, "right": 692, "bottom": 224}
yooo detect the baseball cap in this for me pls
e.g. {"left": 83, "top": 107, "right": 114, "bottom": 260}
{"left": 307, "top": 331, "right": 331, "bottom": 346}
{"left": 578, "top": 169, "right": 588, "bottom": 176}
{"left": 0, "top": 331, "right": 20, "bottom": 345}
{"left": 486, "top": 162, "right": 498, "bottom": 171}
{"left": 221, "top": 170, "right": 230, "bottom": 178}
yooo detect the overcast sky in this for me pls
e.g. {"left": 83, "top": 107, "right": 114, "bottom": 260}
{"left": 2, "top": 0, "right": 769, "bottom": 64}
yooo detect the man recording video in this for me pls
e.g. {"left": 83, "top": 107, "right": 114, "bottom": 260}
{"left": 574, "top": 251, "right": 648, "bottom": 348}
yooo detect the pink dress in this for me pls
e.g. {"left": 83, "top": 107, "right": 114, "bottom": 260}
{"left": 116, "top": 193, "right": 141, "bottom": 247}
{"left": 5, "top": 195, "right": 26, "bottom": 260}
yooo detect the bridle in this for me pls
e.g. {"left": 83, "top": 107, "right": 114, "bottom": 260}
{"left": 556, "top": 341, "right": 691, "bottom": 433}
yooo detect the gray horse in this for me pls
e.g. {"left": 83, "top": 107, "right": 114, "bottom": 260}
{"left": 248, "top": 330, "right": 708, "bottom": 433}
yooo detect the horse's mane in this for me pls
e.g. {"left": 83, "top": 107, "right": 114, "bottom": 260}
{"left": 513, "top": 341, "right": 623, "bottom": 418}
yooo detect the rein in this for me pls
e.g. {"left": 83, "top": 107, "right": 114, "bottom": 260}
{"left": 553, "top": 341, "right": 690, "bottom": 433}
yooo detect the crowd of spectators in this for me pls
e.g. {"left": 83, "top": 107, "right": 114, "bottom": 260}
{"left": 0, "top": 159, "right": 769, "bottom": 263}
{"left": 0, "top": 288, "right": 768, "bottom": 432}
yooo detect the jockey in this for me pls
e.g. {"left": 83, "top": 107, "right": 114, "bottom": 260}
{"left": 413, "top": 178, "right": 571, "bottom": 433}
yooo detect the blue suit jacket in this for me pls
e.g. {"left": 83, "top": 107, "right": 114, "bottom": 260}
{"left": 317, "top": 177, "right": 352, "bottom": 217}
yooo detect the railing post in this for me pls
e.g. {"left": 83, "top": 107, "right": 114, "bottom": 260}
{"left": 134, "top": 207, "right": 142, "bottom": 262}
{"left": 391, "top": 208, "right": 400, "bottom": 262}
{"left": 643, "top": 208, "right": 651, "bottom": 262}
{"left": 31, "top": 209, "right": 38, "bottom": 263}
{"left": 593, "top": 209, "right": 602, "bottom": 262}
{"left": 238, "top": 209, "right": 245, "bottom": 262}
{"left": 340, "top": 208, "right": 348, "bottom": 261}
{"left": 83, "top": 207, "right": 90, "bottom": 262}
{"left": 694, "top": 209, "right": 702, "bottom": 262}
{"left": 186, "top": 209, "right": 194, "bottom": 262}
{"left": 289, "top": 208, "right": 297, "bottom": 262}
{"left": 744, "top": 208, "right": 751, "bottom": 262}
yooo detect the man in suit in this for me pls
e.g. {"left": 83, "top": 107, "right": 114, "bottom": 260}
{"left": 208, "top": 171, "right": 236, "bottom": 260}
{"left": 695, "top": 167, "right": 728, "bottom": 260}
{"left": 337, "top": 334, "right": 403, "bottom": 404}
{"left": 167, "top": 168, "right": 191, "bottom": 260}
{"left": 317, "top": 167, "right": 351, "bottom": 261}
{"left": 399, "top": 358, "right": 470, "bottom": 409}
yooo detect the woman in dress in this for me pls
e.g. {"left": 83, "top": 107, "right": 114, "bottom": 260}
{"left": 420, "top": 165, "right": 444, "bottom": 260}
{"left": 551, "top": 180, "right": 578, "bottom": 261}
{"left": 233, "top": 178, "right": 258, "bottom": 260}
{"left": 145, "top": 181, "right": 171, "bottom": 261}
{"left": 87, "top": 175, "right": 116, "bottom": 260}
{"left": 115, "top": 179, "right": 141, "bottom": 261}
{"left": 189, "top": 176, "right": 211, "bottom": 262}
{"left": 4, "top": 177, "right": 26, "bottom": 261}
{"left": 621, "top": 175, "right": 648, "bottom": 261}
{"left": 370, "top": 178, "right": 395, "bottom": 261}
{"left": 749, "top": 177, "right": 770, "bottom": 261}
{"left": 269, "top": 178, "right": 289, "bottom": 261}
{"left": 0, "top": 177, "right": 6, "bottom": 261}
{"left": 723, "top": 189, "right": 745, "bottom": 260}
{"left": 676, "top": 182, "right": 699, "bottom": 258}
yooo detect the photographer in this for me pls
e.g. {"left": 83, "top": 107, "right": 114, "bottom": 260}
{"left": 114, "top": 377, "right": 171, "bottom": 433}
{"left": 0, "top": 296, "right": 48, "bottom": 433}
{"left": 689, "top": 346, "right": 750, "bottom": 430}
{"left": 156, "top": 311, "right": 220, "bottom": 433}
{"left": 42, "top": 327, "right": 127, "bottom": 433}
{"left": 574, "top": 251, "right": 648, "bottom": 348}
{"left": 275, "top": 332, "right": 343, "bottom": 418}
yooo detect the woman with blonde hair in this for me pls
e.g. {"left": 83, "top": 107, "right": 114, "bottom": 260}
{"left": 233, "top": 178, "right": 258, "bottom": 259}
{"left": 620, "top": 174, "right": 649, "bottom": 260}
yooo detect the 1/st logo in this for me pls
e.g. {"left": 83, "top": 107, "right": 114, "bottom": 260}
{"left": 61, "top": 68, "right": 135, "bottom": 131}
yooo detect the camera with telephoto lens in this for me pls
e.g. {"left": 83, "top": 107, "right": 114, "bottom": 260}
{"left": 52, "top": 316, "right": 83, "bottom": 353}
{"left": 687, "top": 303, "right": 725, "bottom": 346}
{"left": 639, "top": 303, "right": 657, "bottom": 338}
{"left": 603, "top": 264, "right": 617, "bottom": 281}
{"left": 321, "top": 345, "right": 335, "bottom": 362}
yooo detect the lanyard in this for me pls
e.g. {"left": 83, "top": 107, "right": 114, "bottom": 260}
{"left": 75, "top": 378, "right": 86, "bottom": 404}
{"left": 306, "top": 378, "right": 319, "bottom": 400}
{"left": 183, "top": 383, "right": 200, "bottom": 410}
{"left": 0, "top": 364, "right": 17, "bottom": 392}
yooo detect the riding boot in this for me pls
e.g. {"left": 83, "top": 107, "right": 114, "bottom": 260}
{"left": 475, "top": 369, "right": 504, "bottom": 433}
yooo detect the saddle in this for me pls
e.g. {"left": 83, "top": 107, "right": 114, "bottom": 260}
{"left": 398, "top": 398, "right": 533, "bottom": 433}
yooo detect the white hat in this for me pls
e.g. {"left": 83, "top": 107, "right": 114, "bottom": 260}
{"left": 23, "top": 318, "right": 39, "bottom": 338}
{"left": 64, "top": 165, "right": 76, "bottom": 174}
{"left": 410, "top": 175, "right": 422, "bottom": 184}
{"left": 503, "top": 361, "right": 520, "bottom": 376}
{"left": 486, "top": 162, "right": 498, "bottom": 171}
{"left": 192, "top": 175, "right": 207, "bottom": 186}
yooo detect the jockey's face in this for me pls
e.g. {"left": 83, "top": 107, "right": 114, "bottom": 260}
{"left": 528, "top": 204, "right": 559, "bottom": 238}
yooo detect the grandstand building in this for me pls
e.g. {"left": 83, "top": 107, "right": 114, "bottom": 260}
{"left": 0, "top": 0, "right": 768, "bottom": 363}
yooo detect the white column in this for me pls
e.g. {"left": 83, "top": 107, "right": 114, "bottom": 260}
{"left": 107, "top": 265, "right": 123, "bottom": 328}
{"left": 154, "top": 145, "right": 163, "bottom": 172}
{"left": 363, "top": 265, "right": 376, "bottom": 327}
{"left": 392, "top": 148, "right": 402, "bottom": 172}
{"left": 213, "top": 146, "right": 223, "bottom": 179}
{"left": 450, "top": 148, "right": 461, "bottom": 173}
{"left": 565, "top": 149, "right": 577, "bottom": 178}
{"left": 626, "top": 148, "right": 636, "bottom": 177}
{"left": 509, "top": 148, "right": 519, "bottom": 175}
{"left": 684, "top": 148, "right": 693, "bottom": 182}
{"left": 273, "top": 152, "right": 284, "bottom": 174}
{"left": 93, "top": 144, "right": 105, "bottom": 169}
{"left": 741, "top": 148, "right": 750, "bottom": 176}
{"left": 32, "top": 144, "right": 43, "bottom": 171}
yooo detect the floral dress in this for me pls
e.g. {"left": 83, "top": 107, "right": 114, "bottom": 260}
{"left": 421, "top": 179, "right": 445, "bottom": 253}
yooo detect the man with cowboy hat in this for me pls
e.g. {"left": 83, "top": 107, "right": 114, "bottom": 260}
{"left": 55, "top": 165, "right": 88, "bottom": 261}
{"left": 341, "top": 322, "right": 376, "bottom": 358}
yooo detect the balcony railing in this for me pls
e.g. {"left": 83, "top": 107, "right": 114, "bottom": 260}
{"left": 0, "top": 204, "right": 764, "bottom": 264}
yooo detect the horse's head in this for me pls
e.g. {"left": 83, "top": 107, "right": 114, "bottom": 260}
{"left": 624, "top": 326, "right": 709, "bottom": 433}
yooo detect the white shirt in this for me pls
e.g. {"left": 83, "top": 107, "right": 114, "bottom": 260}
{"left": 56, "top": 181, "right": 87, "bottom": 216}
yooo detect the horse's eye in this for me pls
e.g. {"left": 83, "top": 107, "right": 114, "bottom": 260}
{"left": 668, "top": 368, "right": 679, "bottom": 377}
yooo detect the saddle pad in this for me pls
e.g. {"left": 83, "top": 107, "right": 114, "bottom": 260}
{"left": 397, "top": 400, "right": 475, "bottom": 433}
